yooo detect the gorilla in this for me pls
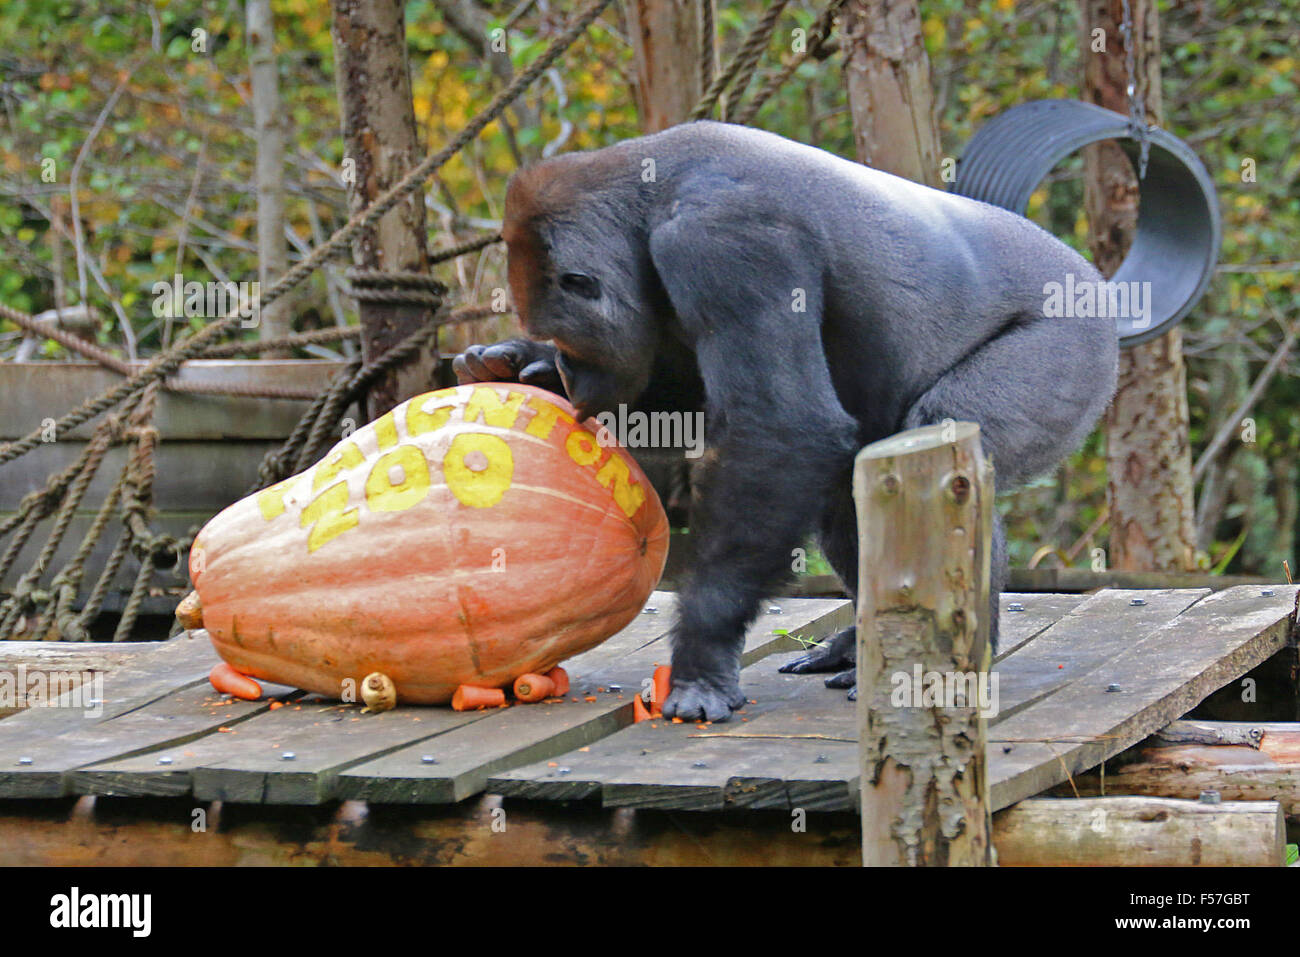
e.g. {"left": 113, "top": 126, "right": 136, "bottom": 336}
{"left": 454, "top": 121, "right": 1118, "bottom": 721}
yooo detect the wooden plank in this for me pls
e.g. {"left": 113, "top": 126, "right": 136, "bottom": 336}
{"left": 0, "top": 793, "right": 862, "bottom": 866}
{"left": 90, "top": 696, "right": 490, "bottom": 804}
{"left": 1008, "top": 566, "right": 1276, "bottom": 594}
{"left": 0, "top": 634, "right": 219, "bottom": 744}
{"left": 996, "top": 592, "right": 1087, "bottom": 660}
{"left": 489, "top": 663, "right": 858, "bottom": 811}
{"left": 987, "top": 584, "right": 1299, "bottom": 810}
{"left": 0, "top": 681, "right": 295, "bottom": 798}
{"left": 991, "top": 588, "right": 1210, "bottom": 720}
{"left": 0, "top": 641, "right": 138, "bottom": 718}
{"left": 338, "top": 596, "right": 852, "bottom": 804}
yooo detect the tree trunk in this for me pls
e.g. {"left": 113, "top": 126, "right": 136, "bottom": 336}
{"left": 1081, "top": 0, "right": 1198, "bottom": 572}
{"left": 246, "top": 0, "right": 293, "bottom": 355}
{"left": 330, "top": 0, "right": 436, "bottom": 418}
{"left": 841, "top": 0, "right": 941, "bottom": 187}
{"left": 628, "top": 0, "right": 707, "bottom": 132}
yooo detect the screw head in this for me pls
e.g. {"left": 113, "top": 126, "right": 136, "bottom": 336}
{"left": 1129, "top": 598, "right": 1146, "bottom": 606}
{"left": 692, "top": 761, "right": 708, "bottom": 769}
{"left": 1199, "top": 789, "right": 1222, "bottom": 804}
{"left": 608, "top": 684, "right": 622, "bottom": 693}
{"left": 557, "top": 767, "right": 571, "bottom": 775}
{"left": 420, "top": 755, "right": 437, "bottom": 765}
{"left": 1261, "top": 588, "right": 1275, "bottom": 597}
{"left": 767, "top": 605, "right": 783, "bottom": 615}
{"left": 814, "top": 754, "right": 828, "bottom": 764}
{"left": 1007, "top": 602, "right": 1025, "bottom": 612}
{"left": 1106, "top": 683, "right": 1122, "bottom": 693}
{"left": 642, "top": 606, "right": 658, "bottom": 615}
{"left": 17, "top": 757, "right": 32, "bottom": 766}
{"left": 281, "top": 751, "right": 295, "bottom": 761}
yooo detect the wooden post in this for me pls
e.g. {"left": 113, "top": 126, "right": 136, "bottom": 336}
{"left": 856, "top": 422, "right": 994, "bottom": 866}
{"left": 330, "top": 0, "right": 437, "bottom": 418}
{"left": 995, "top": 797, "right": 1286, "bottom": 866}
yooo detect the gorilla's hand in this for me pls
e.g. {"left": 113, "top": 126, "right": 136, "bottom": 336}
{"left": 452, "top": 339, "right": 566, "bottom": 395}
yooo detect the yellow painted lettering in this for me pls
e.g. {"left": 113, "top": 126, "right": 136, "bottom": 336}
{"left": 365, "top": 444, "right": 431, "bottom": 513}
{"left": 565, "top": 429, "right": 603, "bottom": 467}
{"left": 256, "top": 478, "right": 293, "bottom": 521}
{"left": 300, "top": 481, "right": 359, "bottom": 552}
{"left": 463, "top": 386, "right": 526, "bottom": 428}
{"left": 524, "top": 395, "right": 573, "bottom": 440}
{"left": 372, "top": 411, "right": 399, "bottom": 450}
{"left": 444, "top": 432, "right": 513, "bottom": 508}
{"left": 406, "top": 394, "right": 453, "bottom": 437}
{"left": 596, "top": 452, "right": 647, "bottom": 518}
{"left": 312, "top": 442, "right": 364, "bottom": 492}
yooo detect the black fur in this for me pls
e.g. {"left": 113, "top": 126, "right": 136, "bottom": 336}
{"left": 453, "top": 122, "right": 1118, "bottom": 721}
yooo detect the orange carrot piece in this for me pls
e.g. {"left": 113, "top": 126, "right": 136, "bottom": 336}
{"left": 513, "top": 673, "right": 556, "bottom": 703}
{"left": 633, "top": 694, "right": 651, "bottom": 723}
{"left": 452, "top": 685, "right": 506, "bottom": 711}
{"left": 544, "top": 666, "right": 570, "bottom": 697}
{"left": 209, "top": 663, "right": 261, "bottom": 701}
{"left": 651, "top": 664, "right": 672, "bottom": 716}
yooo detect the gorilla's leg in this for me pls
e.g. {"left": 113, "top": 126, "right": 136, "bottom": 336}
{"left": 779, "top": 479, "right": 859, "bottom": 686}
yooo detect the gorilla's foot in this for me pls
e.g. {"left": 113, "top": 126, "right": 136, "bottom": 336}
{"left": 824, "top": 669, "right": 855, "bottom": 690}
{"left": 661, "top": 675, "right": 746, "bottom": 722}
{"left": 779, "top": 626, "right": 855, "bottom": 675}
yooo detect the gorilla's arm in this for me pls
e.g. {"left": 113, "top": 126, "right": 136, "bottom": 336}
{"left": 647, "top": 189, "right": 860, "bottom": 721}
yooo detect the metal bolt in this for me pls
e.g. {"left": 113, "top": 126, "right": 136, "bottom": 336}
{"left": 1261, "top": 588, "right": 1275, "bottom": 597}
{"left": 767, "top": 605, "right": 783, "bottom": 615}
{"left": 608, "top": 684, "right": 622, "bottom": 693}
{"left": 558, "top": 767, "right": 571, "bottom": 775}
{"left": 1007, "top": 602, "right": 1025, "bottom": 612}
{"left": 642, "top": 606, "right": 658, "bottom": 615}
{"left": 1002, "top": 745, "right": 1013, "bottom": 754}
{"left": 1129, "top": 598, "right": 1146, "bottom": 606}
{"left": 281, "top": 752, "right": 295, "bottom": 761}
{"left": 1106, "top": 683, "right": 1122, "bottom": 693}
{"left": 1199, "top": 790, "right": 1222, "bottom": 805}
{"left": 157, "top": 756, "right": 173, "bottom": 765}
{"left": 421, "top": 755, "right": 437, "bottom": 765}
{"left": 17, "top": 757, "right": 32, "bottom": 766}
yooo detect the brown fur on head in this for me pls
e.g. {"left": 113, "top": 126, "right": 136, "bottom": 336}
{"left": 498, "top": 148, "right": 661, "bottom": 414}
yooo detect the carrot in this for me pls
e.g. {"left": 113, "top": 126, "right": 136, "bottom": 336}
{"left": 651, "top": 664, "right": 671, "bottom": 717}
{"left": 544, "top": 666, "right": 570, "bottom": 697}
{"left": 513, "top": 673, "right": 556, "bottom": 703}
{"left": 633, "top": 694, "right": 651, "bottom": 723}
{"left": 452, "top": 685, "right": 506, "bottom": 711}
{"left": 209, "top": 662, "right": 262, "bottom": 701}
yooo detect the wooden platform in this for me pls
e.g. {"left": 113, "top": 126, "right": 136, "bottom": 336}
{"left": 0, "top": 585, "right": 1295, "bottom": 825}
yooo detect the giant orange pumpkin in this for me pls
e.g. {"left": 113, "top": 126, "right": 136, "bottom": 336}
{"left": 189, "top": 383, "right": 669, "bottom": 704}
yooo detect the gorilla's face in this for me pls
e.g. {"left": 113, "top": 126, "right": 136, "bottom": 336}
{"left": 503, "top": 171, "right": 660, "bottom": 419}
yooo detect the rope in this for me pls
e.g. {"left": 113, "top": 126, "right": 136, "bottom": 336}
{"left": 0, "top": 0, "right": 613, "bottom": 471}
{"left": 430, "top": 232, "right": 502, "bottom": 264}
{"left": 689, "top": 0, "right": 790, "bottom": 121}
{"left": 342, "top": 267, "right": 448, "bottom": 306}
{"left": 732, "top": 0, "right": 846, "bottom": 125}
{"left": 699, "top": 0, "right": 716, "bottom": 95}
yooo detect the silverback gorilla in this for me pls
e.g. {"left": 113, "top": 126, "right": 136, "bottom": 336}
{"left": 453, "top": 121, "right": 1119, "bottom": 721}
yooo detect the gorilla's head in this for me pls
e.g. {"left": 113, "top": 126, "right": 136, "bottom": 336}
{"left": 502, "top": 152, "right": 664, "bottom": 418}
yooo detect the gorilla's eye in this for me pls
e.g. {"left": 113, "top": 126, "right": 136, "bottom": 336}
{"left": 559, "top": 272, "right": 601, "bottom": 300}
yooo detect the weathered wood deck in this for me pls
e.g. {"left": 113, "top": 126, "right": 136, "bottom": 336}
{"left": 0, "top": 585, "right": 1294, "bottom": 853}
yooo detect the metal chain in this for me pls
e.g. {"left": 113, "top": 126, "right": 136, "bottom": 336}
{"left": 1119, "top": 0, "right": 1150, "bottom": 178}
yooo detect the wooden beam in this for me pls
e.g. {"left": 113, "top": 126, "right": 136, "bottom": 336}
{"left": 994, "top": 796, "right": 1286, "bottom": 866}
{"left": 855, "top": 421, "right": 994, "bottom": 866}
